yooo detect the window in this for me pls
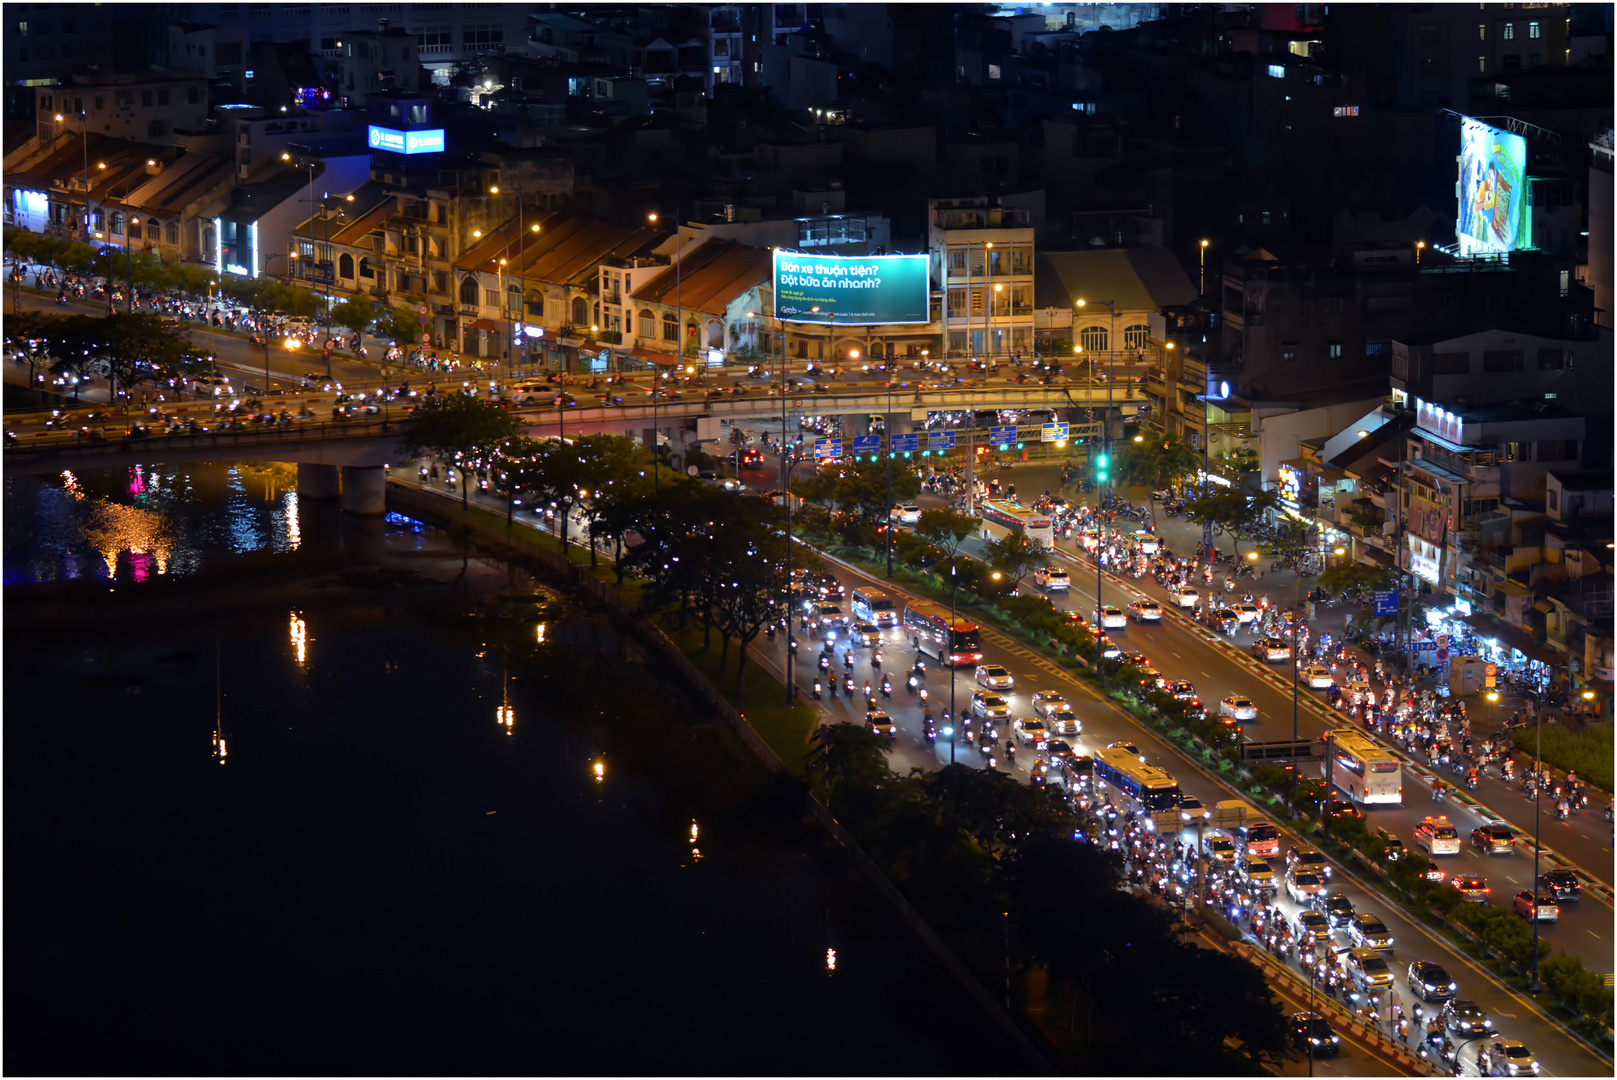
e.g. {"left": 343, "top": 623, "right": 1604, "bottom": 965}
{"left": 1079, "top": 325, "right": 1110, "bottom": 353}
{"left": 1536, "top": 348, "right": 1564, "bottom": 370}
{"left": 15, "top": 21, "right": 25, "bottom": 35}
{"left": 458, "top": 276, "right": 478, "bottom": 304}
{"left": 463, "top": 24, "right": 502, "bottom": 48}
{"left": 662, "top": 312, "right": 677, "bottom": 341}
{"left": 165, "top": 222, "right": 179, "bottom": 245}
{"left": 142, "top": 90, "right": 153, "bottom": 107}
{"left": 1559, "top": 269, "right": 1569, "bottom": 297}
{"left": 987, "top": 63, "right": 1001, "bottom": 80}
{"left": 1547, "top": 489, "right": 1559, "bottom": 512}
{"left": 1281, "top": 343, "right": 1298, "bottom": 363}
{"left": 484, "top": 289, "right": 499, "bottom": 307}
{"left": 1528, "top": 21, "right": 1540, "bottom": 38}
{"left": 1267, "top": 63, "right": 1285, "bottom": 78}
{"left": 1503, "top": 23, "right": 1514, "bottom": 40}
{"left": 1434, "top": 352, "right": 1470, "bottom": 375}
{"left": 217, "top": 42, "right": 243, "bottom": 64}
{"left": 1333, "top": 105, "right": 1360, "bottom": 117}
{"left": 638, "top": 309, "right": 656, "bottom": 337}
{"left": 572, "top": 297, "right": 588, "bottom": 324}
{"left": 947, "top": 248, "right": 966, "bottom": 274}
{"left": 1479, "top": 56, "right": 1487, "bottom": 72}
{"left": 158, "top": 89, "right": 169, "bottom": 107}
{"left": 1479, "top": 23, "right": 1486, "bottom": 40}
{"left": 1327, "top": 297, "right": 1344, "bottom": 314}
{"left": 147, "top": 119, "right": 169, "bottom": 138}
{"left": 339, "top": 253, "right": 354, "bottom": 278}
{"left": 1327, "top": 342, "right": 1343, "bottom": 359}
{"left": 1482, "top": 349, "right": 1523, "bottom": 372}
{"left": 1122, "top": 324, "right": 1148, "bottom": 350}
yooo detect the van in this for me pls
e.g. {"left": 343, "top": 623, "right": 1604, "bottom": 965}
{"left": 851, "top": 587, "right": 899, "bottom": 627}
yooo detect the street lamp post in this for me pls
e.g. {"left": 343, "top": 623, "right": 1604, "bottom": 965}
{"left": 1529, "top": 696, "right": 1544, "bottom": 993}
{"left": 1079, "top": 297, "right": 1117, "bottom": 616}
{"left": 884, "top": 353, "right": 894, "bottom": 579}
{"left": 949, "top": 560, "right": 958, "bottom": 765}
{"left": 1198, "top": 239, "right": 1209, "bottom": 297}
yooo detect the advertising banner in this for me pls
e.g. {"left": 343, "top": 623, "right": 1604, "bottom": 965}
{"left": 1457, "top": 117, "right": 1529, "bottom": 256}
{"left": 772, "top": 251, "right": 930, "bottom": 325}
{"left": 367, "top": 125, "right": 446, "bottom": 155}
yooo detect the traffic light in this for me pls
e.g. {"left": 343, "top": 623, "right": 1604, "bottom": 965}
{"left": 1095, "top": 451, "right": 1109, "bottom": 483}
{"left": 1016, "top": 441, "right": 1024, "bottom": 450}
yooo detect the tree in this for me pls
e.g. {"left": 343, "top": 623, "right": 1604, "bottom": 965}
{"left": 709, "top": 505, "right": 790, "bottom": 692}
{"left": 572, "top": 434, "right": 649, "bottom": 570}
{"left": 398, "top": 394, "right": 521, "bottom": 506}
{"left": 982, "top": 531, "right": 1050, "bottom": 591}
{"left": 1316, "top": 560, "right": 1396, "bottom": 602}
{"left": 4, "top": 310, "right": 59, "bottom": 396}
{"left": 329, "top": 295, "right": 380, "bottom": 336}
{"left": 1258, "top": 518, "right": 1317, "bottom": 571}
{"left": 915, "top": 507, "right": 980, "bottom": 560}
{"left": 1115, "top": 432, "right": 1201, "bottom": 528}
{"left": 374, "top": 303, "right": 424, "bottom": 347}
{"left": 1184, "top": 487, "right": 1278, "bottom": 558}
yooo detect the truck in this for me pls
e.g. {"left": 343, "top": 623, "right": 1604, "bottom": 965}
{"left": 1212, "top": 799, "right": 1253, "bottom": 832}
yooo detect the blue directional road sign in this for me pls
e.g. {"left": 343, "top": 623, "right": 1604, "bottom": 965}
{"left": 891, "top": 432, "right": 919, "bottom": 453}
{"left": 1040, "top": 422, "right": 1069, "bottom": 442}
{"left": 814, "top": 438, "right": 842, "bottom": 459}
{"left": 928, "top": 431, "right": 956, "bottom": 451}
{"left": 990, "top": 425, "right": 1018, "bottom": 445}
{"left": 851, "top": 435, "right": 880, "bottom": 456}
{"left": 1373, "top": 590, "right": 1398, "bottom": 616}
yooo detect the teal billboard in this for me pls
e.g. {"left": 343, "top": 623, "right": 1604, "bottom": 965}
{"left": 771, "top": 251, "right": 930, "bottom": 325}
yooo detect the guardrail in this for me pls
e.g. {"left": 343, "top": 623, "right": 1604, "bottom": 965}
{"left": 4, "top": 417, "right": 401, "bottom": 463}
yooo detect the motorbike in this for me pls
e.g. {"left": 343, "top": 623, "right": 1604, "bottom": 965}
{"left": 844, "top": 676, "right": 855, "bottom": 697}
{"left": 871, "top": 648, "right": 882, "bottom": 669}
{"left": 812, "top": 680, "right": 822, "bottom": 700}
{"left": 880, "top": 677, "right": 892, "bottom": 699}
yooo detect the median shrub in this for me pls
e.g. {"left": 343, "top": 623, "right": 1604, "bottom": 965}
{"left": 1452, "top": 904, "right": 1535, "bottom": 968}
{"left": 1540, "top": 952, "right": 1615, "bottom": 1025}
{"left": 1509, "top": 723, "right": 1613, "bottom": 792}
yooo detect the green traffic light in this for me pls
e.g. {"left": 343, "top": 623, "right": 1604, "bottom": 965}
{"left": 1016, "top": 442, "right": 1024, "bottom": 450}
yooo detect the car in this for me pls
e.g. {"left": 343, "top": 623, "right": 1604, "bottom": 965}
{"left": 1206, "top": 837, "right": 1237, "bottom": 865}
{"left": 1229, "top": 602, "right": 1259, "bottom": 624}
{"left": 1135, "top": 666, "right": 1166, "bottom": 690}
{"left": 867, "top": 711, "right": 895, "bottom": 737}
{"left": 1239, "top": 856, "right": 1276, "bottom": 892}
{"left": 1471, "top": 823, "right": 1517, "bottom": 854}
{"left": 1131, "top": 529, "right": 1160, "bottom": 554}
{"left": 1347, "top": 913, "right": 1394, "bottom": 951}
{"left": 1045, "top": 709, "right": 1080, "bottom": 736}
{"left": 1251, "top": 637, "right": 1292, "bottom": 662}
{"left": 1178, "top": 797, "right": 1208, "bottom": 825}
{"left": 1122, "top": 652, "right": 1151, "bottom": 668}
{"left": 1043, "top": 739, "right": 1076, "bottom": 765}
{"left": 969, "top": 691, "right": 1011, "bottom": 722}
{"left": 1012, "top": 717, "right": 1048, "bottom": 748}
{"left": 1094, "top": 633, "right": 1122, "bottom": 659}
{"left": 1414, "top": 815, "right": 1460, "bottom": 854}
{"left": 1294, "top": 909, "right": 1332, "bottom": 944}
{"left": 1373, "top": 827, "right": 1406, "bottom": 861}
{"left": 1315, "top": 892, "right": 1355, "bottom": 928}
{"left": 1171, "top": 585, "right": 1199, "bottom": 608}
{"left": 1478, "top": 1038, "right": 1539, "bottom": 1077}
{"left": 1450, "top": 874, "right": 1491, "bottom": 903}
{"left": 1537, "top": 869, "right": 1581, "bottom": 903}
{"left": 1127, "top": 599, "right": 1163, "bottom": 622}
{"left": 1030, "top": 691, "right": 1069, "bottom": 718}
{"left": 1441, "top": 999, "right": 1493, "bottom": 1037}
{"left": 1407, "top": 960, "right": 1458, "bottom": 1002}
{"left": 1034, "top": 566, "right": 1070, "bottom": 592}
{"left": 974, "top": 664, "right": 1014, "bottom": 690}
{"left": 1302, "top": 664, "right": 1335, "bottom": 688}
{"left": 1095, "top": 605, "right": 1127, "bottom": 629}
{"left": 1183, "top": 698, "right": 1210, "bottom": 724}
{"left": 1287, "top": 846, "right": 1331, "bottom": 880}
{"left": 740, "top": 447, "right": 764, "bottom": 468}
{"left": 1285, "top": 869, "right": 1324, "bottom": 902}
{"left": 849, "top": 621, "right": 882, "bottom": 647}
{"left": 1167, "top": 680, "right": 1197, "bottom": 700}
{"left": 809, "top": 603, "right": 848, "bottom": 633}
{"left": 1288, "top": 1011, "right": 1340, "bottom": 1058}
{"left": 1208, "top": 608, "right": 1240, "bottom": 634}
{"left": 1219, "top": 695, "right": 1258, "bottom": 721}
{"left": 1344, "top": 947, "right": 1393, "bottom": 990}
{"left": 1512, "top": 891, "right": 1558, "bottom": 922}
{"left": 890, "top": 503, "right": 921, "bottom": 525}
{"left": 1324, "top": 799, "right": 1362, "bottom": 823}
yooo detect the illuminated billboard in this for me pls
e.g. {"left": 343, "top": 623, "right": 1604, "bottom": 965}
{"left": 771, "top": 251, "right": 930, "bottom": 325}
{"left": 1457, "top": 117, "right": 1529, "bottom": 256}
{"left": 367, "top": 125, "right": 445, "bottom": 155}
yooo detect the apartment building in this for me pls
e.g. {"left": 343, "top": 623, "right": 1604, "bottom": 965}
{"left": 929, "top": 195, "right": 1036, "bottom": 359}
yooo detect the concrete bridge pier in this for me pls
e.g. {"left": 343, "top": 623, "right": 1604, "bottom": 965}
{"left": 339, "top": 465, "right": 387, "bottom": 516}
{"left": 297, "top": 463, "right": 341, "bottom": 499}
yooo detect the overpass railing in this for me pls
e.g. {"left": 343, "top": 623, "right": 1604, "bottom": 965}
{"left": 4, "top": 417, "right": 401, "bottom": 463}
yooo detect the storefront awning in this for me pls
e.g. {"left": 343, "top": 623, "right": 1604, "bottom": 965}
{"left": 1458, "top": 612, "right": 1565, "bottom": 666}
{"left": 466, "top": 318, "right": 500, "bottom": 331}
{"left": 629, "top": 348, "right": 676, "bottom": 366}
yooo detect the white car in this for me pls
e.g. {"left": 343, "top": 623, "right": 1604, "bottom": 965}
{"left": 1046, "top": 709, "right": 1080, "bottom": 736}
{"left": 1286, "top": 869, "right": 1325, "bottom": 903}
{"left": 1252, "top": 637, "right": 1292, "bottom": 662}
{"left": 1133, "top": 529, "right": 1160, "bottom": 554}
{"left": 1219, "top": 695, "right": 1259, "bottom": 721}
{"left": 1171, "top": 586, "right": 1199, "bottom": 608}
{"left": 1034, "top": 566, "right": 1070, "bottom": 592}
{"left": 1303, "top": 665, "right": 1335, "bottom": 689}
{"left": 1013, "top": 717, "right": 1049, "bottom": 748}
{"left": 1127, "top": 600, "right": 1163, "bottom": 622}
{"left": 890, "top": 503, "right": 922, "bottom": 525}
{"left": 1231, "top": 603, "right": 1260, "bottom": 624}
{"left": 974, "top": 664, "right": 1013, "bottom": 690}
{"left": 1030, "top": 691, "right": 1069, "bottom": 719}
{"left": 1095, "top": 606, "right": 1127, "bottom": 629}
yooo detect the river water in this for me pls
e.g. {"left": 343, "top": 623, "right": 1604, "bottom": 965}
{"left": 4, "top": 464, "right": 1016, "bottom": 1075}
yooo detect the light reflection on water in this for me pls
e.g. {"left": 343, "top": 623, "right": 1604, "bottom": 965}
{"left": 3, "top": 463, "right": 308, "bottom": 585}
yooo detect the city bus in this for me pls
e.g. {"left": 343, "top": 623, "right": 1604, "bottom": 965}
{"left": 1326, "top": 728, "right": 1403, "bottom": 805}
{"left": 978, "top": 499, "right": 1055, "bottom": 547}
{"left": 901, "top": 599, "right": 984, "bottom": 667}
{"left": 1093, "top": 747, "right": 1182, "bottom": 829}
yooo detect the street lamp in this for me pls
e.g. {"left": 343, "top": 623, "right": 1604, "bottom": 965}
{"left": 1198, "top": 239, "right": 1210, "bottom": 297}
{"left": 949, "top": 560, "right": 958, "bottom": 765}
{"left": 1078, "top": 297, "right": 1117, "bottom": 614}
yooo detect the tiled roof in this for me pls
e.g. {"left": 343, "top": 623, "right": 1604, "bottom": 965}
{"left": 453, "top": 212, "right": 666, "bottom": 289}
{"left": 627, "top": 238, "right": 772, "bottom": 316}
{"left": 292, "top": 186, "right": 394, "bottom": 246}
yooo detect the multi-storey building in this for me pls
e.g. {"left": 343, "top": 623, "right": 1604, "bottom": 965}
{"left": 929, "top": 195, "right": 1036, "bottom": 360}
{"left": 34, "top": 74, "right": 209, "bottom": 146}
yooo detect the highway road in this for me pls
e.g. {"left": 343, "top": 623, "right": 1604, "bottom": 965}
{"left": 395, "top": 465, "right": 1610, "bottom": 1077}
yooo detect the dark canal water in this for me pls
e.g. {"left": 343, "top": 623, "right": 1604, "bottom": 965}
{"left": 4, "top": 464, "right": 1016, "bottom": 1075}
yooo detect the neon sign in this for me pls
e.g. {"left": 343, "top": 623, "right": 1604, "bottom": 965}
{"left": 367, "top": 125, "right": 445, "bottom": 154}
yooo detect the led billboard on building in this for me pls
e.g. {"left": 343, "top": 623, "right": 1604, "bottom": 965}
{"left": 771, "top": 251, "right": 930, "bottom": 325}
{"left": 367, "top": 125, "right": 445, "bottom": 155}
{"left": 1457, "top": 117, "right": 1529, "bottom": 256}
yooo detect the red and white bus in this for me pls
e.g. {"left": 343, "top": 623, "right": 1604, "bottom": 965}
{"left": 902, "top": 599, "right": 984, "bottom": 667}
{"left": 978, "top": 499, "right": 1054, "bottom": 547}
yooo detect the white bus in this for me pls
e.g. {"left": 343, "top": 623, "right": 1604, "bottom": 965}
{"left": 979, "top": 499, "right": 1054, "bottom": 547}
{"left": 1326, "top": 729, "right": 1403, "bottom": 805}
{"left": 1094, "top": 747, "right": 1182, "bottom": 830}
{"left": 901, "top": 599, "right": 983, "bottom": 667}
{"left": 851, "top": 587, "right": 899, "bottom": 628}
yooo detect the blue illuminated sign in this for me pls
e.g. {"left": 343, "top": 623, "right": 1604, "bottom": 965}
{"left": 928, "top": 432, "right": 955, "bottom": 452}
{"left": 990, "top": 425, "right": 1017, "bottom": 445}
{"left": 891, "top": 433, "right": 919, "bottom": 454}
{"left": 851, "top": 435, "right": 880, "bottom": 456}
{"left": 367, "top": 125, "right": 445, "bottom": 155}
